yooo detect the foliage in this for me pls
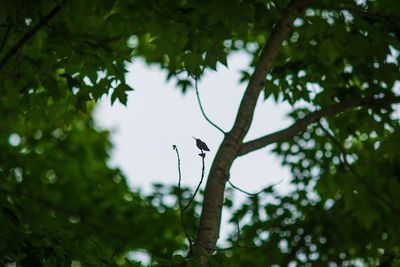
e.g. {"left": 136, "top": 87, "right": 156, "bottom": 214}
{"left": 0, "top": 110, "right": 188, "bottom": 265}
{"left": 1, "top": 0, "right": 400, "bottom": 266}
{"left": 217, "top": 125, "right": 400, "bottom": 266}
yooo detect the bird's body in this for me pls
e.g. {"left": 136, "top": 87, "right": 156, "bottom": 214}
{"left": 193, "top": 137, "right": 210, "bottom": 151}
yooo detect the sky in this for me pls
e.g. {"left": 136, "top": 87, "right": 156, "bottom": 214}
{"left": 94, "top": 52, "right": 298, "bottom": 249}
{"left": 95, "top": 52, "right": 294, "bottom": 198}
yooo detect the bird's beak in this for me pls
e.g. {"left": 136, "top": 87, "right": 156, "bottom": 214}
{"left": 192, "top": 136, "right": 197, "bottom": 140}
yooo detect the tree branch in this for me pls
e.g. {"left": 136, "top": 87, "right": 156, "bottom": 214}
{"left": 194, "top": 0, "right": 311, "bottom": 262}
{"left": 314, "top": 2, "right": 400, "bottom": 40}
{"left": 227, "top": 0, "right": 311, "bottom": 141}
{"left": 318, "top": 122, "right": 400, "bottom": 214}
{"left": 0, "top": 2, "right": 64, "bottom": 71}
{"left": 239, "top": 95, "right": 400, "bottom": 156}
{"left": 0, "top": 18, "right": 11, "bottom": 55}
{"left": 227, "top": 179, "right": 282, "bottom": 196}
{"left": 194, "top": 77, "right": 226, "bottom": 135}
{"left": 315, "top": 2, "right": 399, "bottom": 21}
{"left": 172, "top": 145, "right": 193, "bottom": 253}
{"left": 183, "top": 151, "right": 206, "bottom": 212}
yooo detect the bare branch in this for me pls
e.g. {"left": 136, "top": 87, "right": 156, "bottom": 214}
{"left": 0, "top": 18, "right": 11, "bottom": 55}
{"left": 89, "top": 236, "right": 105, "bottom": 258}
{"left": 235, "top": 220, "right": 241, "bottom": 241}
{"left": 172, "top": 145, "right": 193, "bottom": 252}
{"left": 0, "top": 2, "right": 64, "bottom": 71}
{"left": 183, "top": 152, "right": 206, "bottom": 212}
{"left": 227, "top": 179, "right": 282, "bottom": 196}
{"left": 240, "top": 95, "right": 400, "bottom": 156}
{"left": 110, "top": 240, "right": 128, "bottom": 260}
{"left": 193, "top": 235, "right": 275, "bottom": 252}
{"left": 194, "top": 77, "right": 226, "bottom": 135}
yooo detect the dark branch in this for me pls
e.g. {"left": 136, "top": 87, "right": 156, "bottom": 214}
{"left": 227, "top": 179, "right": 282, "bottom": 196}
{"left": 89, "top": 237, "right": 105, "bottom": 258}
{"left": 183, "top": 152, "right": 206, "bottom": 212}
{"left": 0, "top": 18, "right": 11, "bottom": 55}
{"left": 172, "top": 145, "right": 193, "bottom": 252}
{"left": 227, "top": 0, "right": 311, "bottom": 141}
{"left": 110, "top": 240, "right": 128, "bottom": 260}
{"left": 193, "top": 236, "right": 273, "bottom": 252}
{"left": 240, "top": 95, "right": 400, "bottom": 156}
{"left": 0, "top": 2, "right": 64, "bottom": 71}
{"left": 194, "top": 77, "right": 226, "bottom": 135}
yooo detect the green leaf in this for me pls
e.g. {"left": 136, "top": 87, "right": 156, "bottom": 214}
{"left": 183, "top": 52, "right": 202, "bottom": 75}
{"left": 111, "top": 83, "right": 134, "bottom": 105}
{"left": 176, "top": 79, "right": 192, "bottom": 94}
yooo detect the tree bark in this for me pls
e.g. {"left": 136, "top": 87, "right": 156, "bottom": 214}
{"left": 192, "top": 0, "right": 311, "bottom": 263}
{"left": 239, "top": 95, "right": 400, "bottom": 156}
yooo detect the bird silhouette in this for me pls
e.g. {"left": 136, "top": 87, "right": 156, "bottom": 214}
{"left": 192, "top": 137, "right": 210, "bottom": 152}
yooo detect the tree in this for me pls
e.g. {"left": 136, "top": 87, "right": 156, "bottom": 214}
{"left": 1, "top": 0, "right": 400, "bottom": 266}
{"left": 0, "top": 111, "right": 186, "bottom": 265}
{"left": 0, "top": 1, "right": 187, "bottom": 265}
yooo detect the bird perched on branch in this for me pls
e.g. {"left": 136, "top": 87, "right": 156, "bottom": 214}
{"left": 192, "top": 137, "right": 210, "bottom": 157}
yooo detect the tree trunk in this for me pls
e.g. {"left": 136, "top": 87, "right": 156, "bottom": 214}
{"left": 192, "top": 0, "right": 310, "bottom": 264}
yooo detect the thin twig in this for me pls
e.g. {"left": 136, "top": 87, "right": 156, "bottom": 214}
{"left": 183, "top": 150, "right": 206, "bottom": 211}
{"left": 192, "top": 217, "right": 265, "bottom": 252}
{"left": 110, "top": 239, "right": 127, "bottom": 259}
{"left": 194, "top": 214, "right": 300, "bottom": 254}
{"left": 315, "top": 2, "right": 399, "bottom": 21}
{"left": 317, "top": 122, "right": 400, "bottom": 213}
{"left": 0, "top": 2, "right": 65, "bottom": 71}
{"left": 193, "top": 239, "right": 267, "bottom": 252}
{"left": 89, "top": 236, "right": 105, "bottom": 258}
{"left": 235, "top": 220, "right": 241, "bottom": 241}
{"left": 172, "top": 145, "right": 193, "bottom": 252}
{"left": 194, "top": 77, "right": 226, "bottom": 135}
{"left": 195, "top": 230, "right": 302, "bottom": 252}
{"left": 0, "top": 18, "right": 11, "bottom": 55}
{"left": 149, "top": 5, "right": 186, "bottom": 25}
{"left": 227, "top": 179, "right": 283, "bottom": 196}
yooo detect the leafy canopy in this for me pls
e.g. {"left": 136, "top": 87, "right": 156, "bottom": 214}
{"left": 1, "top": 0, "right": 400, "bottom": 266}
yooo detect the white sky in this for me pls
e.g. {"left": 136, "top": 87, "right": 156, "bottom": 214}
{"left": 93, "top": 51, "right": 301, "bottom": 251}
{"left": 95, "top": 52, "right": 293, "bottom": 197}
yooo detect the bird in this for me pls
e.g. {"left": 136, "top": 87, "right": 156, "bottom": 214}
{"left": 192, "top": 137, "right": 210, "bottom": 152}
